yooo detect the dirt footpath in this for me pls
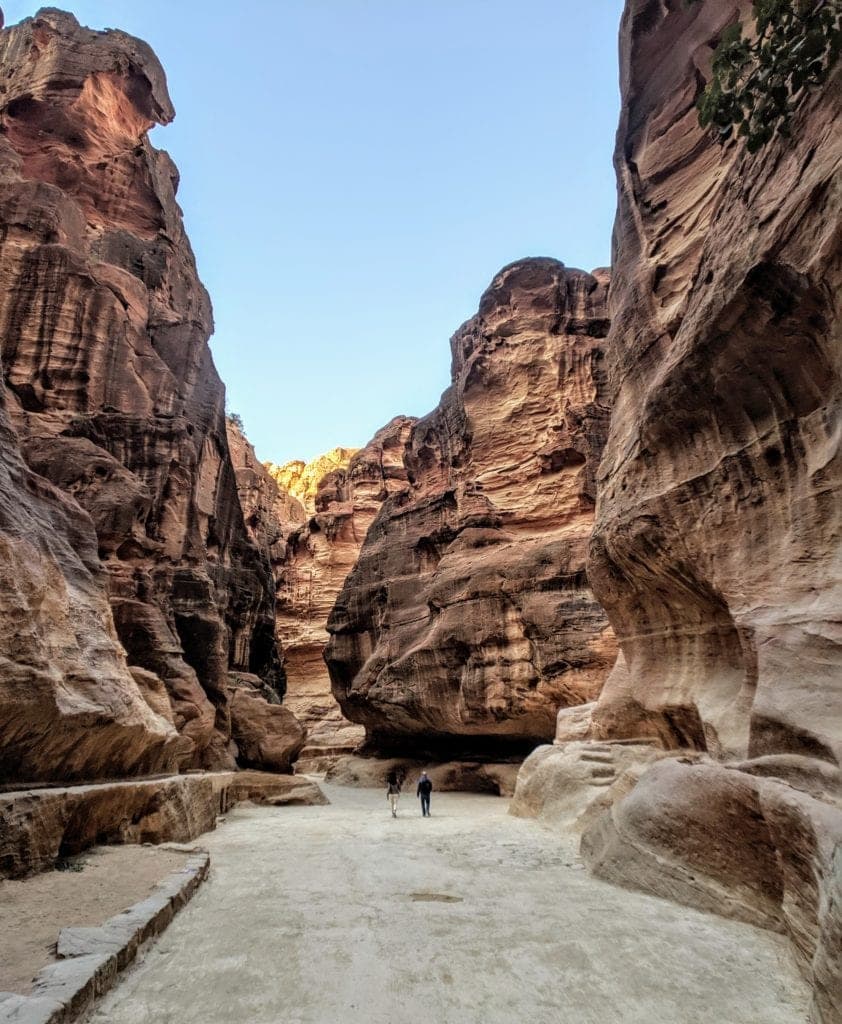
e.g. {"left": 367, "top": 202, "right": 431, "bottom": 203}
{"left": 88, "top": 784, "right": 810, "bottom": 1024}
{"left": 0, "top": 845, "right": 191, "bottom": 993}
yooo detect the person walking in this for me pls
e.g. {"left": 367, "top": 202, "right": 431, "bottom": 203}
{"left": 416, "top": 771, "right": 433, "bottom": 817}
{"left": 386, "top": 771, "right": 401, "bottom": 817}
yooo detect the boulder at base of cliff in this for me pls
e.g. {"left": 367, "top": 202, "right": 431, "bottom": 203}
{"left": 581, "top": 758, "right": 842, "bottom": 1024}
{"left": 228, "top": 675, "right": 306, "bottom": 773}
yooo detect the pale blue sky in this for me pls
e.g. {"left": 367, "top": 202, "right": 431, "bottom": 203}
{"left": 5, "top": 1, "right": 625, "bottom": 463}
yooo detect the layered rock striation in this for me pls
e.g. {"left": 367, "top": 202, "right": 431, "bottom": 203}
{"left": 228, "top": 418, "right": 416, "bottom": 764}
{"left": 0, "top": 9, "right": 297, "bottom": 780}
{"left": 327, "top": 258, "right": 617, "bottom": 756}
{"left": 0, "top": 370, "right": 183, "bottom": 782}
{"left": 528, "top": 2, "right": 842, "bottom": 1021}
{"left": 275, "top": 419, "right": 415, "bottom": 762}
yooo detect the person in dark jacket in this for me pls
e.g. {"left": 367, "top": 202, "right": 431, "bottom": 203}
{"left": 416, "top": 771, "right": 433, "bottom": 816}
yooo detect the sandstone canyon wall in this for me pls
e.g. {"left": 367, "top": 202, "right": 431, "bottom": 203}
{"left": 0, "top": 9, "right": 301, "bottom": 781}
{"left": 533, "top": 2, "right": 841, "bottom": 1020}
{"left": 326, "top": 258, "right": 617, "bottom": 757}
{"left": 274, "top": 420, "right": 416, "bottom": 762}
{"left": 228, "top": 419, "right": 416, "bottom": 764}
{"left": 0, "top": 354, "right": 182, "bottom": 783}
{"left": 266, "top": 448, "right": 358, "bottom": 510}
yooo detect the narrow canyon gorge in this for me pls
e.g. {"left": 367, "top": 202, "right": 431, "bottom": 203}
{"left": 326, "top": 257, "right": 617, "bottom": 758}
{"left": 0, "top": 2, "right": 839, "bottom": 1023}
{"left": 227, "top": 419, "right": 417, "bottom": 767}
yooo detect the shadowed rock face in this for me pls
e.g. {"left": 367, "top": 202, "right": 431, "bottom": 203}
{"left": 572, "top": 2, "right": 842, "bottom": 1020}
{"left": 0, "top": 9, "right": 284, "bottom": 778}
{"left": 0, "top": 385, "right": 185, "bottom": 783}
{"left": 326, "top": 258, "right": 617, "bottom": 756}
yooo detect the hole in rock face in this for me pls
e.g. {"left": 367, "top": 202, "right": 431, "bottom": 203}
{"left": 763, "top": 446, "right": 782, "bottom": 467}
{"left": 660, "top": 705, "right": 708, "bottom": 751}
{"left": 8, "top": 381, "right": 45, "bottom": 412}
{"left": 541, "top": 447, "right": 586, "bottom": 473}
{"left": 113, "top": 613, "right": 166, "bottom": 677}
{"left": 6, "top": 95, "right": 39, "bottom": 119}
{"left": 414, "top": 536, "right": 441, "bottom": 572}
{"left": 248, "top": 619, "right": 283, "bottom": 696}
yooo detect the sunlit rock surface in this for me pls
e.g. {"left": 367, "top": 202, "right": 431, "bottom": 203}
{"left": 0, "top": 10, "right": 287, "bottom": 778}
{"left": 327, "top": 258, "right": 617, "bottom": 756}
{"left": 266, "top": 448, "right": 359, "bottom": 512}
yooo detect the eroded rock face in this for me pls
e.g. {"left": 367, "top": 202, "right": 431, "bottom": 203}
{"left": 510, "top": 737, "right": 663, "bottom": 833}
{"left": 1, "top": 771, "right": 329, "bottom": 879}
{"left": 590, "top": 0, "right": 841, "bottom": 770}
{"left": 327, "top": 258, "right": 617, "bottom": 756}
{"left": 0, "top": 10, "right": 284, "bottom": 777}
{"left": 0, "top": 392, "right": 184, "bottom": 783}
{"left": 0, "top": 775, "right": 217, "bottom": 879}
{"left": 226, "top": 418, "right": 415, "bottom": 763}
{"left": 571, "top": 2, "right": 842, "bottom": 1020}
{"left": 582, "top": 758, "right": 842, "bottom": 1024}
{"left": 276, "top": 419, "right": 415, "bottom": 762}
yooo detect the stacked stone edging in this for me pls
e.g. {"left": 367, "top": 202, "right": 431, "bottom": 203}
{"left": 0, "top": 852, "right": 209, "bottom": 1023}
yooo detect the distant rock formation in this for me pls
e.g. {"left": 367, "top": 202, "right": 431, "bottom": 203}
{"left": 0, "top": 9, "right": 299, "bottom": 779}
{"left": 266, "top": 449, "right": 359, "bottom": 512}
{"left": 327, "top": 258, "right": 617, "bottom": 757}
{"left": 229, "top": 418, "right": 416, "bottom": 766}
{"left": 276, "top": 419, "right": 415, "bottom": 763}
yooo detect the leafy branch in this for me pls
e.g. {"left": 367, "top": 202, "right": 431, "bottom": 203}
{"left": 690, "top": 0, "right": 842, "bottom": 151}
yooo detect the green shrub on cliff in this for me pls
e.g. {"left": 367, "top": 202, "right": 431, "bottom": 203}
{"left": 690, "top": 0, "right": 842, "bottom": 151}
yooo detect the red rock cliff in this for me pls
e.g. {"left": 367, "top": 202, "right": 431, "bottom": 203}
{"left": 576, "top": 2, "right": 842, "bottom": 1020}
{"left": 276, "top": 419, "right": 415, "bottom": 763}
{"left": 590, "top": 0, "right": 842, "bottom": 774}
{"left": 228, "top": 418, "right": 415, "bottom": 765}
{"left": 326, "top": 258, "right": 617, "bottom": 756}
{"left": 0, "top": 9, "right": 293, "bottom": 777}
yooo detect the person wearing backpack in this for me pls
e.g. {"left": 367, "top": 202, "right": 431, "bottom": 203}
{"left": 416, "top": 771, "right": 433, "bottom": 816}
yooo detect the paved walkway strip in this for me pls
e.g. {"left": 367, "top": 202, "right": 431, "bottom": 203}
{"left": 90, "top": 785, "right": 811, "bottom": 1024}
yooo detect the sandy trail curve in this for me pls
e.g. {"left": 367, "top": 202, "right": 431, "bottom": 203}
{"left": 88, "top": 783, "right": 810, "bottom": 1024}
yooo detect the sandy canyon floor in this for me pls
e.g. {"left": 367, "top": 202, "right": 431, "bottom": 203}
{"left": 0, "top": 846, "right": 191, "bottom": 994}
{"left": 86, "top": 783, "right": 809, "bottom": 1024}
